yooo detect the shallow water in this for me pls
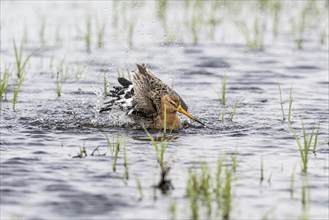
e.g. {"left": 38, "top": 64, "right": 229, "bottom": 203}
{"left": 1, "top": 1, "right": 329, "bottom": 220}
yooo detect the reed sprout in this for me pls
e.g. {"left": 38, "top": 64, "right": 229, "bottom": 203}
{"left": 39, "top": 16, "right": 46, "bottom": 46}
{"left": 312, "top": 123, "right": 320, "bottom": 154}
{"left": 271, "top": 2, "right": 281, "bottom": 37}
{"left": 96, "top": 18, "right": 106, "bottom": 48}
{"left": 260, "top": 155, "right": 264, "bottom": 183}
{"left": 277, "top": 82, "right": 294, "bottom": 123}
{"left": 12, "top": 70, "right": 27, "bottom": 110}
{"left": 191, "top": 13, "right": 199, "bottom": 45}
{"left": 13, "top": 39, "right": 32, "bottom": 79}
{"left": 0, "top": 65, "right": 12, "bottom": 109}
{"left": 123, "top": 144, "right": 129, "bottom": 180}
{"left": 220, "top": 74, "right": 227, "bottom": 106}
{"left": 288, "top": 84, "right": 293, "bottom": 123}
{"left": 128, "top": 19, "right": 136, "bottom": 48}
{"left": 229, "top": 98, "right": 244, "bottom": 122}
{"left": 103, "top": 74, "right": 108, "bottom": 96}
{"left": 135, "top": 176, "right": 144, "bottom": 200}
{"left": 220, "top": 106, "right": 226, "bottom": 123}
{"left": 187, "top": 170, "right": 199, "bottom": 220}
{"left": 277, "top": 81, "right": 285, "bottom": 121}
{"left": 144, "top": 127, "right": 169, "bottom": 168}
{"left": 117, "top": 66, "right": 132, "bottom": 81}
{"left": 236, "top": 17, "right": 264, "bottom": 50}
{"left": 291, "top": 119, "right": 319, "bottom": 173}
{"left": 231, "top": 150, "right": 237, "bottom": 173}
{"left": 157, "top": 0, "right": 168, "bottom": 38}
{"left": 186, "top": 158, "right": 235, "bottom": 220}
{"left": 55, "top": 59, "right": 69, "bottom": 97}
{"left": 112, "top": 134, "right": 124, "bottom": 172}
{"left": 85, "top": 13, "right": 92, "bottom": 53}
{"left": 222, "top": 168, "right": 232, "bottom": 220}
{"left": 103, "top": 132, "right": 113, "bottom": 154}
{"left": 215, "top": 158, "right": 223, "bottom": 205}
{"left": 72, "top": 144, "right": 87, "bottom": 158}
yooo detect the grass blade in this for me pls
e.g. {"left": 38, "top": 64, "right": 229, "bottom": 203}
{"left": 277, "top": 81, "right": 285, "bottom": 121}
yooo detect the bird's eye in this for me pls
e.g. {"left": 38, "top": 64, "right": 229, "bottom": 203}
{"left": 169, "top": 101, "right": 177, "bottom": 107}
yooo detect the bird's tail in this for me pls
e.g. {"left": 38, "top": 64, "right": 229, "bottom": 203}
{"left": 99, "top": 77, "right": 134, "bottom": 113}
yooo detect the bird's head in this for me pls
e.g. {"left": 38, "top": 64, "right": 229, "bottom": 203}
{"left": 161, "top": 94, "right": 204, "bottom": 126}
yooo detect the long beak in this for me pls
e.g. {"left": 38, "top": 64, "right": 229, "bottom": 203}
{"left": 177, "top": 105, "right": 205, "bottom": 126}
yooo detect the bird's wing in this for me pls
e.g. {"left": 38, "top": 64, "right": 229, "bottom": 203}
{"left": 131, "top": 64, "right": 157, "bottom": 116}
{"left": 134, "top": 64, "right": 188, "bottom": 111}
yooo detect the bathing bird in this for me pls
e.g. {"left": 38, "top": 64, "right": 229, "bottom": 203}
{"left": 100, "top": 64, "right": 204, "bottom": 130}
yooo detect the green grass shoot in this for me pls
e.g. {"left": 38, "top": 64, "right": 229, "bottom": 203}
{"left": 135, "top": 176, "right": 144, "bottom": 201}
{"left": 229, "top": 98, "right": 245, "bottom": 122}
{"left": 272, "top": 2, "right": 281, "bottom": 37}
{"left": 235, "top": 18, "right": 264, "bottom": 50}
{"left": 0, "top": 64, "right": 12, "bottom": 109}
{"left": 288, "top": 84, "right": 293, "bottom": 123}
{"left": 220, "top": 106, "right": 226, "bottom": 123}
{"left": 39, "top": 16, "right": 46, "bottom": 46}
{"left": 201, "top": 162, "right": 212, "bottom": 216}
{"left": 144, "top": 108, "right": 173, "bottom": 168}
{"left": 277, "top": 81, "right": 285, "bottom": 121}
{"left": 55, "top": 72, "right": 63, "bottom": 97}
{"left": 96, "top": 19, "right": 106, "bottom": 48}
{"left": 231, "top": 150, "right": 237, "bottom": 173}
{"left": 55, "top": 58, "right": 69, "bottom": 97}
{"left": 128, "top": 19, "right": 136, "bottom": 47}
{"left": 103, "top": 74, "right": 108, "bottom": 96}
{"left": 13, "top": 39, "right": 32, "bottom": 79}
{"left": 103, "top": 132, "right": 114, "bottom": 155}
{"left": 112, "top": 134, "right": 124, "bottom": 172}
{"left": 291, "top": 119, "right": 319, "bottom": 173}
{"left": 312, "top": 123, "right": 320, "bottom": 154}
{"left": 12, "top": 71, "right": 27, "bottom": 110}
{"left": 187, "top": 170, "right": 199, "bottom": 220}
{"left": 215, "top": 157, "right": 223, "bottom": 205}
{"left": 191, "top": 14, "right": 199, "bottom": 45}
{"left": 85, "top": 13, "right": 92, "bottom": 53}
{"left": 222, "top": 168, "right": 232, "bottom": 220}
{"left": 260, "top": 155, "right": 264, "bottom": 183}
{"left": 123, "top": 143, "right": 129, "bottom": 180}
{"left": 220, "top": 74, "right": 227, "bottom": 106}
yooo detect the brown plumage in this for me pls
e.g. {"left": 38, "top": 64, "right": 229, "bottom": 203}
{"left": 100, "top": 64, "right": 204, "bottom": 130}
